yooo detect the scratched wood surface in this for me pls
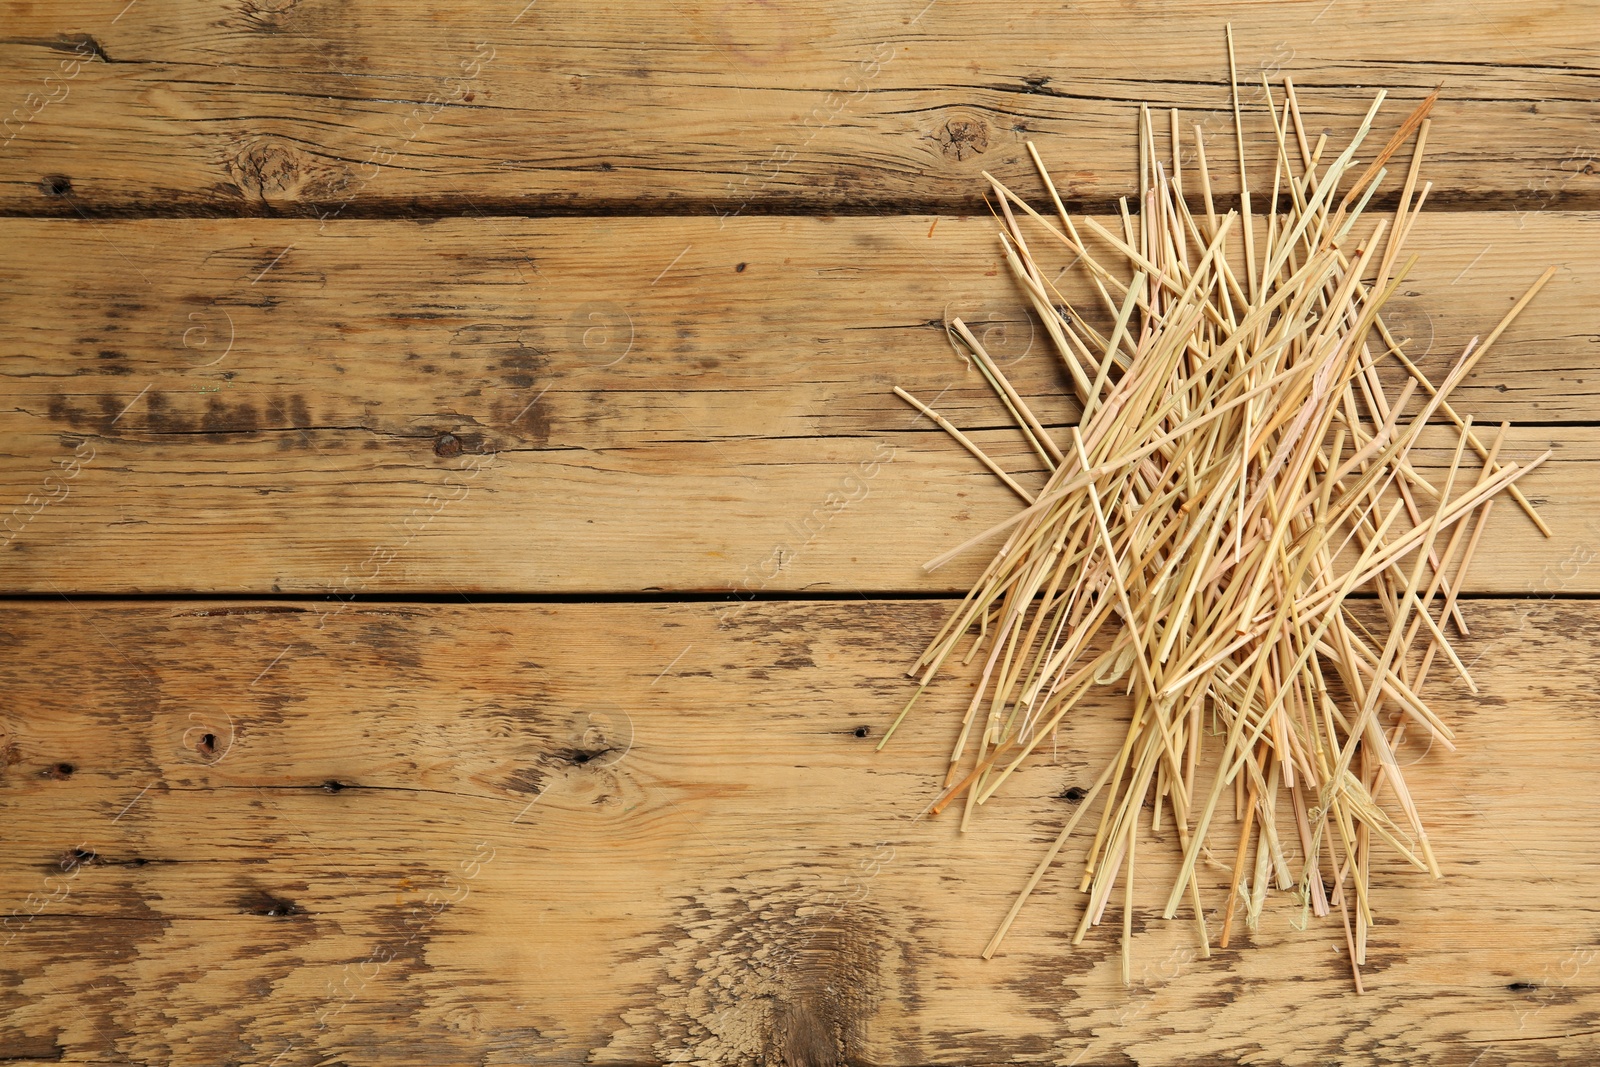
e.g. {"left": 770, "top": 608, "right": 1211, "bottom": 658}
{"left": 3, "top": 0, "right": 1600, "bottom": 1065}
{"left": 1, "top": 600, "right": 1598, "bottom": 1067}
{"left": 0, "top": 1, "right": 1597, "bottom": 215}
{"left": 0, "top": 213, "right": 1594, "bottom": 594}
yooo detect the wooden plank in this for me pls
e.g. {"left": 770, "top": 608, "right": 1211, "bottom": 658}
{"left": 1, "top": 1, "right": 1596, "bottom": 214}
{"left": 2, "top": 212, "right": 1595, "bottom": 595}
{"left": 5, "top": 212, "right": 1596, "bottom": 429}
{"left": 1, "top": 599, "right": 1597, "bottom": 1066}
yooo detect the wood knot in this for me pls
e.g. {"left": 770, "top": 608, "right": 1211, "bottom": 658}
{"left": 227, "top": 138, "right": 308, "bottom": 200}
{"left": 604, "top": 878, "right": 901, "bottom": 1066}
{"left": 558, "top": 705, "right": 634, "bottom": 771}
{"left": 240, "top": 0, "right": 301, "bottom": 27}
{"left": 59, "top": 847, "right": 97, "bottom": 871}
{"left": 935, "top": 117, "right": 989, "bottom": 162}
{"left": 226, "top": 138, "right": 348, "bottom": 202}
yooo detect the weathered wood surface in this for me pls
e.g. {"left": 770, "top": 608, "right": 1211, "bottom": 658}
{"left": 2, "top": 212, "right": 1594, "bottom": 595}
{"left": 4, "top": 2, "right": 1599, "bottom": 1064}
{"left": 1, "top": 1, "right": 1597, "bottom": 215}
{"left": 1, "top": 599, "right": 1597, "bottom": 1066}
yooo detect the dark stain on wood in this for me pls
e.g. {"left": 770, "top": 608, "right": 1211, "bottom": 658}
{"left": 240, "top": 888, "right": 306, "bottom": 918}
{"left": 356, "top": 618, "right": 424, "bottom": 669}
{"left": 39, "top": 388, "right": 323, "bottom": 439}
{"left": 0, "top": 1032, "right": 65, "bottom": 1062}
{"left": 450, "top": 323, "right": 553, "bottom": 445}
{"left": 201, "top": 396, "right": 263, "bottom": 439}
{"left": 494, "top": 342, "right": 545, "bottom": 392}
{"left": 95, "top": 349, "right": 134, "bottom": 375}
{"left": 502, "top": 766, "right": 546, "bottom": 795}
{"left": 501, "top": 393, "right": 553, "bottom": 447}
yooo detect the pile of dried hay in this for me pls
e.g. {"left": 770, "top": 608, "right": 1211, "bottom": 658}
{"left": 886, "top": 44, "right": 1552, "bottom": 989}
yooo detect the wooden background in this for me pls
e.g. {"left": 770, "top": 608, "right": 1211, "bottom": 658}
{"left": 1, "top": 2, "right": 1597, "bottom": 1064}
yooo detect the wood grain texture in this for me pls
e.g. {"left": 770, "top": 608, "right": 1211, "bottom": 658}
{"left": 1, "top": 599, "right": 1597, "bottom": 1066}
{"left": 0, "top": 1, "right": 1596, "bottom": 215}
{"left": 4, "top": 5, "right": 1599, "bottom": 1064}
{"left": 1, "top": 212, "right": 1594, "bottom": 595}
